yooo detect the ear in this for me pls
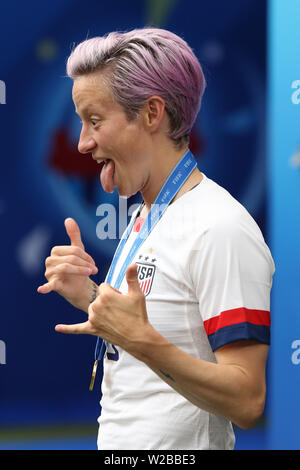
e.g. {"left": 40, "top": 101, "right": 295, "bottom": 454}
{"left": 142, "top": 95, "right": 166, "bottom": 133}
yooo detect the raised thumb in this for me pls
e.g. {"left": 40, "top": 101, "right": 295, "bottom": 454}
{"left": 126, "top": 264, "right": 142, "bottom": 295}
{"left": 64, "top": 218, "right": 85, "bottom": 249}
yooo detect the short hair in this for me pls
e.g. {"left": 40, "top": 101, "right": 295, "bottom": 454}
{"left": 66, "top": 27, "right": 206, "bottom": 147}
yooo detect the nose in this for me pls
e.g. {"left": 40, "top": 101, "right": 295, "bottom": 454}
{"left": 78, "top": 126, "right": 96, "bottom": 154}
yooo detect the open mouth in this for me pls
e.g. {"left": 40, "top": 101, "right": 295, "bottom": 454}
{"left": 96, "top": 157, "right": 111, "bottom": 167}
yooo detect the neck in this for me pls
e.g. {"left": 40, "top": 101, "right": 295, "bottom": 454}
{"left": 140, "top": 145, "right": 203, "bottom": 213}
{"left": 140, "top": 145, "right": 188, "bottom": 210}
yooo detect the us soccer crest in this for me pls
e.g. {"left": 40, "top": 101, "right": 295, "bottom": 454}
{"left": 136, "top": 256, "right": 156, "bottom": 297}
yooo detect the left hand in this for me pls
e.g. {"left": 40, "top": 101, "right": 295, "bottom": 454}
{"left": 55, "top": 264, "right": 150, "bottom": 353}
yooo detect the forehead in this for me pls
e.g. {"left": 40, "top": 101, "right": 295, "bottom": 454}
{"left": 72, "top": 73, "right": 114, "bottom": 114}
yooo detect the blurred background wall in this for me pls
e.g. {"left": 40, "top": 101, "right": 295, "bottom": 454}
{"left": 268, "top": 0, "right": 300, "bottom": 451}
{"left": 0, "top": 0, "right": 298, "bottom": 450}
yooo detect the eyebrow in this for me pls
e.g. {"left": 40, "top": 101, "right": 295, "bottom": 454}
{"left": 75, "top": 104, "right": 99, "bottom": 116}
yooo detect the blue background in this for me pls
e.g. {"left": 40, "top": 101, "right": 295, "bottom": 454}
{"left": 267, "top": 0, "right": 300, "bottom": 450}
{"left": 0, "top": 0, "right": 298, "bottom": 450}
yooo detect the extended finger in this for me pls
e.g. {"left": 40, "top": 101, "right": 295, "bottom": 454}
{"left": 37, "top": 280, "right": 57, "bottom": 294}
{"left": 64, "top": 218, "right": 85, "bottom": 250}
{"left": 126, "top": 264, "right": 143, "bottom": 296}
{"left": 55, "top": 321, "right": 91, "bottom": 335}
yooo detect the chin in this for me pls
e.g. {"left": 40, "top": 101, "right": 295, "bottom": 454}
{"left": 118, "top": 186, "right": 139, "bottom": 199}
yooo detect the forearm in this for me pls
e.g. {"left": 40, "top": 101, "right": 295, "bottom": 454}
{"left": 130, "top": 327, "right": 265, "bottom": 429}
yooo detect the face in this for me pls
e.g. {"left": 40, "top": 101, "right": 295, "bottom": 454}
{"left": 72, "top": 73, "right": 152, "bottom": 198}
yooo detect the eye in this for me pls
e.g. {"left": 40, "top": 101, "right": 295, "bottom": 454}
{"left": 91, "top": 119, "right": 99, "bottom": 127}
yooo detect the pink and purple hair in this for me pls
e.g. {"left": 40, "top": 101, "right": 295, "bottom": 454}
{"left": 66, "top": 28, "right": 206, "bottom": 147}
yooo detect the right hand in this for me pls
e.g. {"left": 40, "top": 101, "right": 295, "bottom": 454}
{"left": 37, "top": 218, "right": 98, "bottom": 312}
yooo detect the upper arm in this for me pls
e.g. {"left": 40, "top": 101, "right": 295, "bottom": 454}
{"left": 215, "top": 339, "right": 269, "bottom": 397}
{"left": 188, "top": 212, "right": 274, "bottom": 352}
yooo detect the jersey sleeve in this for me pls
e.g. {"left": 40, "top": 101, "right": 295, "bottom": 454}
{"left": 188, "top": 212, "right": 275, "bottom": 352}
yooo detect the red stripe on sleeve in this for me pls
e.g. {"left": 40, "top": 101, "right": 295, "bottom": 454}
{"left": 204, "top": 307, "right": 271, "bottom": 336}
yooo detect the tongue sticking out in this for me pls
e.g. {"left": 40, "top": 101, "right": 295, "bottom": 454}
{"left": 100, "top": 159, "right": 115, "bottom": 193}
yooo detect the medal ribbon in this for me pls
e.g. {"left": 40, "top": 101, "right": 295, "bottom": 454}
{"left": 89, "top": 149, "right": 197, "bottom": 389}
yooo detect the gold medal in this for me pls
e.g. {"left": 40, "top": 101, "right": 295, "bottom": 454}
{"left": 89, "top": 359, "right": 98, "bottom": 391}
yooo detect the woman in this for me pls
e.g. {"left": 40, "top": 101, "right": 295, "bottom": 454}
{"left": 38, "top": 28, "right": 274, "bottom": 450}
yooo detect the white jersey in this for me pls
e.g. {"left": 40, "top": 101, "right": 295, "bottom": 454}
{"left": 97, "top": 173, "right": 275, "bottom": 450}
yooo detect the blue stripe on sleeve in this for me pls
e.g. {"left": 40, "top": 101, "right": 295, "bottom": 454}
{"left": 208, "top": 322, "right": 270, "bottom": 352}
